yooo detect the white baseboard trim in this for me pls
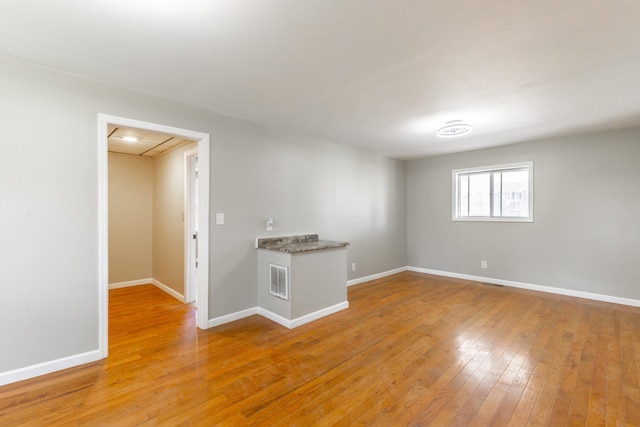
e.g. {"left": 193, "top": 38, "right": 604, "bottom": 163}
{"left": 108, "top": 278, "right": 153, "bottom": 289}
{"left": 108, "top": 278, "right": 185, "bottom": 303}
{"left": 258, "top": 301, "right": 349, "bottom": 329}
{"left": 208, "top": 307, "right": 258, "bottom": 328}
{"left": 209, "top": 301, "right": 350, "bottom": 330}
{"left": 347, "top": 267, "right": 408, "bottom": 287}
{"left": 408, "top": 266, "right": 640, "bottom": 308}
{"left": 256, "top": 308, "right": 291, "bottom": 328}
{"left": 290, "top": 301, "right": 349, "bottom": 328}
{"left": 0, "top": 350, "right": 101, "bottom": 387}
{"left": 151, "top": 279, "right": 185, "bottom": 303}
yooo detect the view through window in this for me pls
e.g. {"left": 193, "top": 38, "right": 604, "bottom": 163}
{"left": 453, "top": 162, "right": 533, "bottom": 222}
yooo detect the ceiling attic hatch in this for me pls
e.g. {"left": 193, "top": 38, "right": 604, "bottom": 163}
{"left": 107, "top": 124, "right": 196, "bottom": 157}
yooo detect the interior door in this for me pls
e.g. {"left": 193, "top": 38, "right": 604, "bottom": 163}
{"left": 185, "top": 150, "right": 199, "bottom": 305}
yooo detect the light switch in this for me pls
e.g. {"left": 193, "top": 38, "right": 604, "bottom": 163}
{"left": 216, "top": 213, "right": 224, "bottom": 225}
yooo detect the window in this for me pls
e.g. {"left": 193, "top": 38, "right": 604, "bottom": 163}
{"left": 453, "top": 161, "right": 533, "bottom": 222}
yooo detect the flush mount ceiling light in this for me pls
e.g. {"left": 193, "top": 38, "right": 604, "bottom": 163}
{"left": 437, "top": 120, "right": 473, "bottom": 138}
{"left": 121, "top": 136, "right": 139, "bottom": 142}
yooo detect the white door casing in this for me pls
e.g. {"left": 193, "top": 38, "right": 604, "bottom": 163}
{"left": 97, "top": 114, "right": 210, "bottom": 359}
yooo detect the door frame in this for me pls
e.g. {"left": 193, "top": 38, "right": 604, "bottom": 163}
{"left": 184, "top": 147, "right": 198, "bottom": 304}
{"left": 97, "top": 114, "right": 210, "bottom": 358}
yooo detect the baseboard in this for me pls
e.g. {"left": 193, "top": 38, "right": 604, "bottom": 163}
{"left": 108, "top": 278, "right": 153, "bottom": 289}
{"left": 408, "top": 266, "right": 640, "bottom": 308}
{"left": 347, "top": 266, "right": 408, "bottom": 287}
{"left": 0, "top": 350, "right": 101, "bottom": 387}
{"left": 209, "top": 301, "right": 350, "bottom": 330}
{"left": 109, "top": 278, "right": 185, "bottom": 302}
{"left": 151, "top": 279, "right": 185, "bottom": 303}
{"left": 257, "top": 301, "right": 349, "bottom": 329}
{"left": 290, "top": 301, "right": 349, "bottom": 328}
{"left": 208, "top": 307, "right": 258, "bottom": 328}
{"left": 256, "top": 308, "right": 291, "bottom": 328}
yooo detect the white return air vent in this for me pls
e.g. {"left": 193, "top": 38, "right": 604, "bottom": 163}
{"left": 269, "top": 264, "right": 289, "bottom": 300}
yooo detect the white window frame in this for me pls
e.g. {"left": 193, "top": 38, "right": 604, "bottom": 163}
{"left": 452, "top": 161, "right": 533, "bottom": 222}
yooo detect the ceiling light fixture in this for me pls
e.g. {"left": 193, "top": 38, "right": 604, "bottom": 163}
{"left": 121, "top": 136, "right": 138, "bottom": 142}
{"left": 437, "top": 120, "right": 473, "bottom": 138}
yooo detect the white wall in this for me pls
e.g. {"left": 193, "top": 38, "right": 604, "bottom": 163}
{"left": 211, "top": 129, "right": 407, "bottom": 315}
{"left": 0, "top": 55, "right": 407, "bottom": 376}
{"left": 0, "top": 58, "right": 101, "bottom": 372}
{"left": 407, "top": 127, "right": 640, "bottom": 300}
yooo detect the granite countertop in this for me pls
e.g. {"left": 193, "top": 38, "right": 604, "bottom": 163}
{"left": 257, "top": 234, "right": 349, "bottom": 253}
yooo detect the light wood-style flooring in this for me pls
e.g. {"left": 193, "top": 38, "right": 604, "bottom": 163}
{"left": 2, "top": 271, "right": 640, "bottom": 425}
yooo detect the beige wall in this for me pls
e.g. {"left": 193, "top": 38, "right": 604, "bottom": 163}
{"left": 153, "top": 142, "right": 197, "bottom": 295}
{"left": 108, "top": 153, "right": 154, "bottom": 284}
{"left": 109, "top": 144, "right": 196, "bottom": 294}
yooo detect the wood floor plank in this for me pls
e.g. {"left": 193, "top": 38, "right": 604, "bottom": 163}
{"left": 606, "top": 311, "right": 625, "bottom": 426}
{"left": 620, "top": 312, "right": 640, "bottom": 424}
{"left": 1, "top": 274, "right": 640, "bottom": 426}
{"left": 586, "top": 309, "right": 609, "bottom": 425}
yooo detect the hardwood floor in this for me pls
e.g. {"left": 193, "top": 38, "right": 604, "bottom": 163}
{"left": 2, "top": 271, "right": 640, "bottom": 426}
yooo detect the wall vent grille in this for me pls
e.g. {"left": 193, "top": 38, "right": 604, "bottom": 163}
{"left": 269, "top": 264, "right": 289, "bottom": 300}
{"left": 481, "top": 282, "right": 504, "bottom": 288}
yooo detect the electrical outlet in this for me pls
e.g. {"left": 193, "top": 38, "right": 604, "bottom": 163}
{"left": 351, "top": 263, "right": 356, "bottom": 272}
{"left": 481, "top": 261, "right": 488, "bottom": 269}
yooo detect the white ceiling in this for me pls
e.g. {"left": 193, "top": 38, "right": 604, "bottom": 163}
{"left": 1, "top": 1, "right": 639, "bottom": 159}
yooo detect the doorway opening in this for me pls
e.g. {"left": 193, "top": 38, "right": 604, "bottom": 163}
{"left": 98, "top": 114, "right": 210, "bottom": 359}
